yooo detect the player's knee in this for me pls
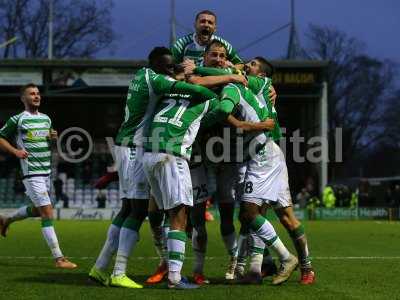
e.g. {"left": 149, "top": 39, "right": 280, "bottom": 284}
{"left": 39, "top": 206, "right": 53, "bottom": 219}
{"left": 239, "top": 210, "right": 254, "bottom": 225}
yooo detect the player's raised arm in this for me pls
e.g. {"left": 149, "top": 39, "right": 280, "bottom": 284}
{"left": 171, "top": 80, "right": 217, "bottom": 101}
{"left": 187, "top": 74, "right": 248, "bottom": 88}
{"left": 193, "top": 66, "right": 238, "bottom": 76}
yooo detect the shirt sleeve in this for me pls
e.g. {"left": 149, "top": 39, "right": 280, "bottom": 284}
{"left": 194, "top": 67, "right": 236, "bottom": 76}
{"left": 227, "top": 45, "right": 243, "bottom": 64}
{"left": 0, "top": 116, "right": 18, "bottom": 141}
{"left": 171, "top": 40, "right": 184, "bottom": 64}
{"left": 247, "top": 76, "right": 265, "bottom": 95}
{"left": 172, "top": 81, "right": 217, "bottom": 102}
{"left": 149, "top": 72, "right": 176, "bottom": 95}
{"left": 220, "top": 85, "right": 241, "bottom": 106}
{"left": 201, "top": 98, "right": 236, "bottom": 128}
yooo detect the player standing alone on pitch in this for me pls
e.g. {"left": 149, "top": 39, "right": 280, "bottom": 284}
{"left": 0, "top": 83, "right": 77, "bottom": 269}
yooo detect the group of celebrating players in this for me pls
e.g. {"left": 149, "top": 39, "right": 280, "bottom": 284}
{"left": 0, "top": 10, "right": 315, "bottom": 290}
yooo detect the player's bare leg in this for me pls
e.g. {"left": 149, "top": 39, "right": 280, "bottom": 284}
{"left": 0, "top": 206, "right": 40, "bottom": 237}
{"left": 218, "top": 202, "right": 237, "bottom": 280}
{"left": 258, "top": 204, "right": 277, "bottom": 277}
{"left": 167, "top": 204, "right": 199, "bottom": 289}
{"left": 89, "top": 198, "right": 131, "bottom": 286}
{"left": 191, "top": 201, "right": 209, "bottom": 284}
{"left": 275, "top": 206, "right": 315, "bottom": 284}
{"left": 238, "top": 201, "right": 297, "bottom": 285}
{"left": 146, "top": 196, "right": 168, "bottom": 284}
{"left": 38, "top": 205, "right": 77, "bottom": 269}
{"left": 110, "top": 199, "right": 148, "bottom": 289}
{"left": 235, "top": 224, "right": 249, "bottom": 279}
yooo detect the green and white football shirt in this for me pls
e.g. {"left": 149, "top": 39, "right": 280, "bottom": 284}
{"left": 115, "top": 67, "right": 216, "bottom": 147}
{"left": 115, "top": 67, "right": 176, "bottom": 147}
{"left": 0, "top": 111, "right": 52, "bottom": 177}
{"left": 171, "top": 33, "right": 242, "bottom": 65}
{"left": 220, "top": 83, "right": 271, "bottom": 147}
{"left": 248, "top": 76, "right": 282, "bottom": 141}
{"left": 144, "top": 94, "right": 233, "bottom": 160}
{"left": 193, "top": 66, "right": 282, "bottom": 141}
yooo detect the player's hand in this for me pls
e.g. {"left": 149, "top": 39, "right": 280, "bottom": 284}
{"left": 269, "top": 85, "right": 277, "bottom": 106}
{"left": 182, "top": 59, "right": 196, "bottom": 75}
{"left": 224, "top": 60, "right": 235, "bottom": 68}
{"left": 14, "top": 149, "right": 29, "bottom": 159}
{"left": 234, "top": 63, "right": 245, "bottom": 71}
{"left": 231, "top": 74, "right": 248, "bottom": 86}
{"left": 49, "top": 129, "right": 58, "bottom": 140}
{"left": 261, "top": 118, "right": 275, "bottom": 130}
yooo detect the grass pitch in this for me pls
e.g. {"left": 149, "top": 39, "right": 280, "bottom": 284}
{"left": 0, "top": 220, "right": 400, "bottom": 300}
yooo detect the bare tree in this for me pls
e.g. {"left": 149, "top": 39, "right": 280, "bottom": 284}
{"left": 305, "top": 24, "right": 396, "bottom": 178}
{"left": 0, "top": 0, "right": 114, "bottom": 58}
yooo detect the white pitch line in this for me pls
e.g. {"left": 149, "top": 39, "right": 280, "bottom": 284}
{"left": 1, "top": 256, "right": 400, "bottom": 260}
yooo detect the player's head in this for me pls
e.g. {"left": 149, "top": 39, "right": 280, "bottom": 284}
{"left": 20, "top": 83, "right": 41, "bottom": 110}
{"left": 245, "top": 57, "right": 274, "bottom": 77}
{"left": 203, "top": 40, "right": 227, "bottom": 68}
{"left": 148, "top": 46, "right": 175, "bottom": 76}
{"left": 195, "top": 10, "right": 217, "bottom": 45}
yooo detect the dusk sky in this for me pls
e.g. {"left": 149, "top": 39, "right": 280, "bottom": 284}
{"left": 98, "top": 0, "right": 400, "bottom": 66}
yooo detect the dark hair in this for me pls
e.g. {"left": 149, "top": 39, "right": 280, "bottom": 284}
{"left": 254, "top": 56, "right": 274, "bottom": 77}
{"left": 195, "top": 10, "right": 217, "bottom": 22}
{"left": 148, "top": 47, "right": 172, "bottom": 66}
{"left": 205, "top": 40, "right": 226, "bottom": 54}
{"left": 174, "top": 64, "right": 185, "bottom": 75}
{"left": 20, "top": 83, "right": 38, "bottom": 96}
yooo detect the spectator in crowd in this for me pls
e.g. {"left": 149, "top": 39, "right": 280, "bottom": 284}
{"left": 13, "top": 171, "right": 25, "bottom": 197}
{"left": 53, "top": 177, "right": 69, "bottom": 208}
{"left": 385, "top": 186, "right": 394, "bottom": 207}
{"left": 335, "top": 185, "right": 351, "bottom": 207}
{"left": 305, "top": 176, "right": 317, "bottom": 197}
{"left": 96, "top": 190, "right": 107, "bottom": 208}
{"left": 296, "top": 188, "right": 310, "bottom": 209}
{"left": 322, "top": 186, "right": 336, "bottom": 208}
{"left": 358, "top": 179, "right": 374, "bottom": 207}
{"left": 392, "top": 184, "right": 400, "bottom": 207}
{"left": 82, "top": 161, "right": 92, "bottom": 185}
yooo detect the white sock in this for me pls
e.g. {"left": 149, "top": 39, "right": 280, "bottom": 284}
{"left": 250, "top": 216, "right": 290, "bottom": 262}
{"left": 222, "top": 232, "right": 238, "bottom": 257}
{"left": 112, "top": 227, "right": 139, "bottom": 276}
{"left": 95, "top": 224, "right": 120, "bottom": 270}
{"left": 167, "top": 230, "right": 187, "bottom": 284}
{"left": 41, "top": 221, "right": 63, "bottom": 259}
{"left": 8, "top": 206, "right": 31, "bottom": 224}
{"left": 237, "top": 233, "right": 249, "bottom": 266}
{"left": 249, "top": 253, "right": 263, "bottom": 274}
{"left": 162, "top": 225, "right": 170, "bottom": 263}
{"left": 270, "top": 238, "right": 290, "bottom": 262}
